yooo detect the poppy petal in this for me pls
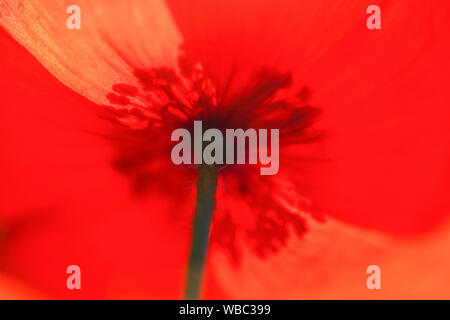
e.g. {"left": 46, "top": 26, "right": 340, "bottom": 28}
{"left": 0, "top": 0, "right": 182, "bottom": 106}
{"left": 207, "top": 215, "right": 450, "bottom": 299}
{"left": 167, "top": 0, "right": 450, "bottom": 233}
{"left": 0, "top": 272, "right": 42, "bottom": 299}
{"left": 0, "top": 27, "right": 191, "bottom": 298}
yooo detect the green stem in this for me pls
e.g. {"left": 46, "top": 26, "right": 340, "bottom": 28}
{"left": 184, "top": 164, "right": 219, "bottom": 300}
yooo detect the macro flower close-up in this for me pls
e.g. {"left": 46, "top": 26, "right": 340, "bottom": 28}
{"left": 1, "top": 0, "right": 450, "bottom": 300}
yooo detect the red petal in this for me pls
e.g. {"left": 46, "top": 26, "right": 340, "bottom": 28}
{"left": 206, "top": 216, "right": 450, "bottom": 299}
{"left": 168, "top": 0, "right": 450, "bottom": 233}
{"left": 0, "top": 28, "right": 191, "bottom": 298}
{"left": 0, "top": 272, "right": 43, "bottom": 299}
{"left": 0, "top": 0, "right": 182, "bottom": 106}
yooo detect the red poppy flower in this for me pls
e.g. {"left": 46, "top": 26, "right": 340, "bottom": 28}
{"left": 1, "top": 0, "right": 450, "bottom": 299}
